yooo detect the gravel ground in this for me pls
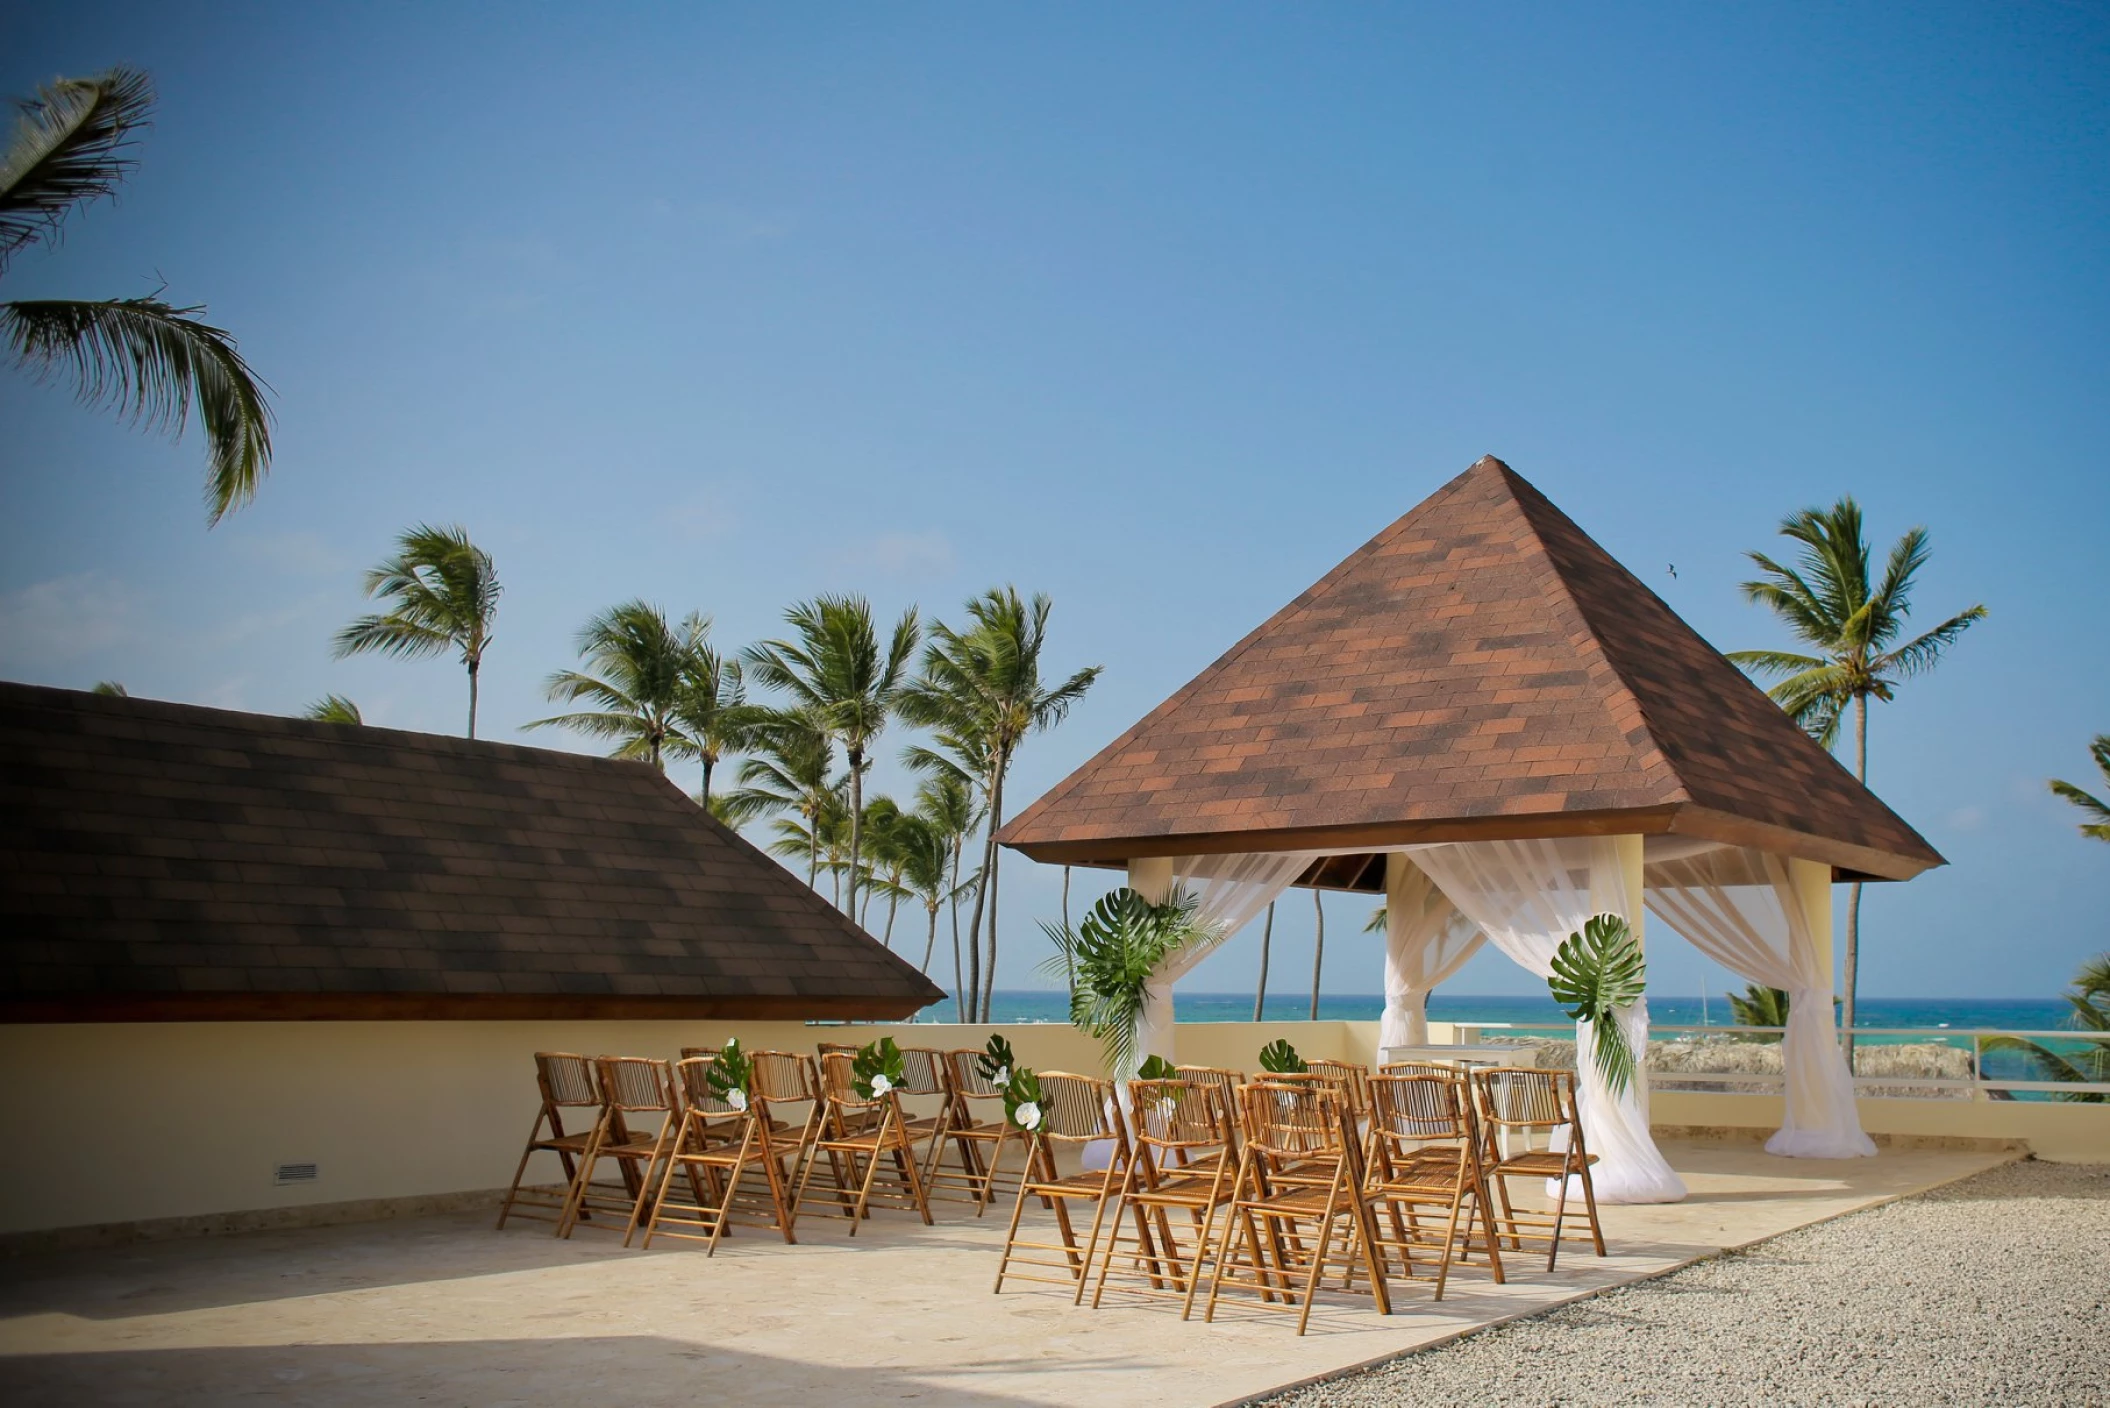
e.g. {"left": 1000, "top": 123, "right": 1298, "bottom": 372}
{"left": 1259, "top": 1159, "right": 2109, "bottom": 1408}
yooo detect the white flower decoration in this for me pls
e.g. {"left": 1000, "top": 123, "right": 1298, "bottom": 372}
{"left": 992, "top": 1066, "right": 1010, "bottom": 1087}
{"left": 869, "top": 1073, "right": 894, "bottom": 1097}
{"left": 726, "top": 1087, "right": 749, "bottom": 1112}
{"left": 1014, "top": 1100, "right": 1043, "bottom": 1131}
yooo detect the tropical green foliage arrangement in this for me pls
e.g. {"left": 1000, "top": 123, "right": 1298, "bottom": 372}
{"left": 1983, "top": 954, "right": 2110, "bottom": 1103}
{"left": 851, "top": 1037, "right": 907, "bottom": 1101}
{"left": 705, "top": 1038, "right": 754, "bottom": 1111}
{"left": 1258, "top": 1039, "right": 1307, "bottom": 1074}
{"left": 2049, "top": 736, "right": 2110, "bottom": 843}
{"left": 1002, "top": 1066, "right": 1046, "bottom": 1131}
{"left": 1040, "top": 887, "right": 1216, "bottom": 1081}
{"left": 1547, "top": 914, "right": 1648, "bottom": 1097}
{"left": 976, "top": 1033, "right": 1016, "bottom": 1087}
{"left": 2, "top": 67, "right": 274, "bottom": 524}
{"left": 1728, "top": 497, "right": 1985, "bottom": 1057}
{"left": 1136, "top": 1054, "right": 1179, "bottom": 1081}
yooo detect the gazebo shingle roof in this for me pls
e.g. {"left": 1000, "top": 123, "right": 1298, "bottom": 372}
{"left": 0, "top": 682, "right": 945, "bottom": 1021}
{"left": 1000, "top": 457, "right": 1941, "bottom": 882}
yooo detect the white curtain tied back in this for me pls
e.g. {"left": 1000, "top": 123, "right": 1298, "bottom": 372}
{"left": 1381, "top": 856, "right": 1483, "bottom": 1048}
{"left": 1408, "top": 836, "right": 1687, "bottom": 1204}
{"left": 1645, "top": 848, "right": 1875, "bottom": 1159}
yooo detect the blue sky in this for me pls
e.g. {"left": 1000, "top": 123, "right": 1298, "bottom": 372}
{"left": 3, "top": 4, "right": 2104, "bottom": 1001}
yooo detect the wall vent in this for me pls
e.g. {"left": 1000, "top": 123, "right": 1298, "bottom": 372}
{"left": 274, "top": 1162, "right": 320, "bottom": 1186}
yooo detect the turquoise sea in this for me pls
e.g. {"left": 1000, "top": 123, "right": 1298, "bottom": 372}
{"left": 913, "top": 990, "right": 2074, "bottom": 1033}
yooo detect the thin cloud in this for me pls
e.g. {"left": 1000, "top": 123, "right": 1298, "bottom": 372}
{"left": 0, "top": 572, "right": 140, "bottom": 666}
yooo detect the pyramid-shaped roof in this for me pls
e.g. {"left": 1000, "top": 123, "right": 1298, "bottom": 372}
{"left": 1000, "top": 457, "right": 1941, "bottom": 881}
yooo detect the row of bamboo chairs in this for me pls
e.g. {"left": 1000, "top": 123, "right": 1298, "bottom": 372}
{"left": 494, "top": 1043, "right": 1025, "bottom": 1252}
{"left": 992, "top": 1061, "right": 1604, "bottom": 1335}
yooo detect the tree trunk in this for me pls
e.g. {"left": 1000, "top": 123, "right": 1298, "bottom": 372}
{"left": 980, "top": 756, "right": 1010, "bottom": 1023}
{"left": 805, "top": 798, "right": 820, "bottom": 891}
{"left": 963, "top": 817, "right": 986, "bottom": 1024}
{"left": 845, "top": 747, "right": 864, "bottom": 918}
{"left": 1843, "top": 692, "right": 1869, "bottom": 1067}
{"left": 1253, "top": 901, "right": 1274, "bottom": 1021}
{"left": 1309, "top": 888, "right": 1325, "bottom": 1021}
{"left": 700, "top": 755, "right": 713, "bottom": 803}
{"left": 882, "top": 886, "right": 900, "bottom": 948}
{"left": 1062, "top": 865, "right": 1074, "bottom": 994}
{"left": 466, "top": 659, "right": 479, "bottom": 740}
{"left": 922, "top": 903, "right": 940, "bottom": 974}
{"left": 949, "top": 837, "right": 966, "bottom": 1021}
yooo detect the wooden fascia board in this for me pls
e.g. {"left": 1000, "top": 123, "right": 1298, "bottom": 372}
{"left": 0, "top": 992, "right": 943, "bottom": 1024}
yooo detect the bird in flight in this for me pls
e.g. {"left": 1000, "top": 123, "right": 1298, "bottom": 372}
{"left": 1667, "top": 563, "right": 1678, "bottom": 579}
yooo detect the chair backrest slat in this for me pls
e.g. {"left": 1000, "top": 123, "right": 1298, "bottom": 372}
{"left": 1471, "top": 1066, "right": 1574, "bottom": 1131}
{"left": 1129, "top": 1079, "right": 1226, "bottom": 1151}
{"left": 1369, "top": 1072, "right": 1468, "bottom": 1144}
{"left": 1240, "top": 1080, "right": 1346, "bottom": 1159}
{"left": 752, "top": 1050, "right": 819, "bottom": 1104}
{"left": 1037, "top": 1072, "right": 1118, "bottom": 1141}
{"left": 594, "top": 1056, "right": 675, "bottom": 1112}
{"left": 535, "top": 1052, "right": 598, "bottom": 1107}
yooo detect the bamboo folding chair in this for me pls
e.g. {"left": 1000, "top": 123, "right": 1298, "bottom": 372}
{"left": 928, "top": 1049, "right": 1017, "bottom": 1213}
{"left": 993, "top": 1072, "right": 1131, "bottom": 1302}
{"left": 1469, "top": 1066, "right": 1606, "bottom": 1270}
{"left": 557, "top": 1057, "right": 683, "bottom": 1241}
{"left": 792, "top": 1051, "right": 933, "bottom": 1232}
{"left": 1171, "top": 1065, "right": 1244, "bottom": 1180}
{"left": 895, "top": 1047, "right": 958, "bottom": 1181}
{"left": 1363, "top": 1072, "right": 1505, "bottom": 1300}
{"left": 496, "top": 1052, "right": 603, "bottom": 1231}
{"left": 1306, "top": 1059, "right": 1373, "bottom": 1120}
{"left": 1205, "top": 1081, "right": 1391, "bottom": 1335}
{"left": 636, "top": 1056, "right": 797, "bottom": 1253}
{"left": 748, "top": 1049, "right": 825, "bottom": 1196}
{"left": 1090, "top": 1077, "right": 1239, "bottom": 1317}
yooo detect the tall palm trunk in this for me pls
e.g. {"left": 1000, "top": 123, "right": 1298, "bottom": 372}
{"left": 845, "top": 747, "right": 865, "bottom": 917}
{"left": 1253, "top": 901, "right": 1275, "bottom": 1021}
{"left": 882, "top": 884, "right": 900, "bottom": 948}
{"left": 949, "top": 837, "right": 966, "bottom": 1021}
{"left": 466, "top": 659, "right": 480, "bottom": 740}
{"left": 963, "top": 817, "right": 986, "bottom": 1023}
{"left": 922, "top": 902, "right": 941, "bottom": 974}
{"left": 1061, "top": 865, "right": 1074, "bottom": 994}
{"left": 978, "top": 755, "right": 1011, "bottom": 1023}
{"left": 1843, "top": 692, "right": 1869, "bottom": 1067}
{"left": 1309, "top": 888, "right": 1325, "bottom": 1020}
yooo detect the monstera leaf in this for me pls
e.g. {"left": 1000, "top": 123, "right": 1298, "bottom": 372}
{"left": 1136, "top": 1054, "right": 1178, "bottom": 1081}
{"left": 852, "top": 1036, "right": 907, "bottom": 1101}
{"left": 1003, "top": 1067, "right": 1047, "bottom": 1131}
{"left": 1258, "top": 1039, "right": 1307, "bottom": 1074}
{"left": 705, "top": 1037, "right": 754, "bottom": 1112}
{"left": 977, "top": 1032, "right": 1017, "bottom": 1087}
{"left": 1548, "top": 913, "right": 1648, "bottom": 1097}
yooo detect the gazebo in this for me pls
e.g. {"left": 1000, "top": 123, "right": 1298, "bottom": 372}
{"left": 999, "top": 456, "right": 1942, "bottom": 1202}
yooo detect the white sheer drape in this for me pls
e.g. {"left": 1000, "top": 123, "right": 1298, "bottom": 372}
{"left": 1132, "top": 851, "right": 1318, "bottom": 1076}
{"left": 1646, "top": 849, "right": 1874, "bottom": 1159}
{"left": 1381, "top": 855, "right": 1484, "bottom": 1048}
{"left": 1409, "top": 837, "right": 1687, "bottom": 1204}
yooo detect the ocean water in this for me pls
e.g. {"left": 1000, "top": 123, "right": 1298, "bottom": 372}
{"left": 914, "top": 990, "right": 2074, "bottom": 1034}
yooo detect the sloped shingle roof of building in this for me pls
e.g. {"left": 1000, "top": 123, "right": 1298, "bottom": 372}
{"left": 999, "top": 457, "right": 1941, "bottom": 883}
{"left": 0, "top": 683, "right": 944, "bottom": 1021}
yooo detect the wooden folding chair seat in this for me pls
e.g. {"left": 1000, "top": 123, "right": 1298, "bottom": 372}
{"left": 1469, "top": 1066, "right": 1605, "bottom": 1270}
{"left": 1204, "top": 1081, "right": 1391, "bottom": 1335}
{"left": 496, "top": 1052, "right": 602, "bottom": 1231}
{"left": 557, "top": 1056, "right": 680, "bottom": 1241}
{"left": 994, "top": 1072, "right": 1130, "bottom": 1302}
{"left": 1364, "top": 1073, "right": 1504, "bottom": 1299}
{"left": 1090, "top": 1077, "right": 1239, "bottom": 1316}
{"left": 927, "top": 1049, "right": 1017, "bottom": 1214}
{"left": 791, "top": 1051, "right": 933, "bottom": 1232}
{"left": 636, "top": 1056, "right": 797, "bottom": 1252}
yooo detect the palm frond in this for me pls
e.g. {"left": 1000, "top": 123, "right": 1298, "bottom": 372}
{"left": 4, "top": 295, "right": 273, "bottom": 522}
{"left": 332, "top": 613, "right": 453, "bottom": 660}
{"left": 1878, "top": 605, "right": 1987, "bottom": 680}
{"left": 1722, "top": 648, "right": 1827, "bottom": 679}
{"left": 0, "top": 66, "right": 153, "bottom": 270}
{"left": 301, "top": 694, "right": 362, "bottom": 725}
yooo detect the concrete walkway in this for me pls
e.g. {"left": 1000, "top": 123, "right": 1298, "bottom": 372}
{"left": 0, "top": 1140, "right": 2015, "bottom": 1407}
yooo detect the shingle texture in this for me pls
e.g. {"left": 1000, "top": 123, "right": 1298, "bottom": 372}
{"left": 1000, "top": 458, "right": 1940, "bottom": 878}
{"left": 0, "top": 683, "right": 944, "bottom": 1021}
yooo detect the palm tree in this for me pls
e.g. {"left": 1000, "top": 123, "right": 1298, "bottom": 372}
{"left": 857, "top": 794, "right": 910, "bottom": 942}
{"left": 746, "top": 596, "right": 920, "bottom": 921}
{"left": 890, "top": 811, "right": 973, "bottom": 977}
{"left": 302, "top": 694, "right": 362, "bottom": 725}
{"left": 1983, "top": 954, "right": 2109, "bottom": 1103}
{"left": 1309, "top": 888, "right": 1326, "bottom": 1020}
{"left": 3, "top": 68, "right": 272, "bottom": 524}
{"left": 2049, "top": 736, "right": 2110, "bottom": 842}
{"left": 1727, "top": 983, "right": 1791, "bottom": 1041}
{"left": 900, "top": 588, "right": 1101, "bottom": 1022}
{"left": 1726, "top": 498, "right": 1986, "bottom": 1059}
{"left": 1254, "top": 901, "right": 1276, "bottom": 1021}
{"left": 526, "top": 602, "right": 706, "bottom": 769}
{"left": 911, "top": 770, "right": 981, "bottom": 1019}
{"left": 334, "top": 525, "right": 500, "bottom": 738}
{"left": 767, "top": 782, "right": 852, "bottom": 905}
{"left": 89, "top": 680, "right": 126, "bottom": 697}
{"left": 669, "top": 637, "right": 753, "bottom": 803}
{"left": 721, "top": 708, "right": 838, "bottom": 891}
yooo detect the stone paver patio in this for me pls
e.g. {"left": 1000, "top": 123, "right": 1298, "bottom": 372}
{"left": 0, "top": 1140, "right": 2015, "bottom": 1407}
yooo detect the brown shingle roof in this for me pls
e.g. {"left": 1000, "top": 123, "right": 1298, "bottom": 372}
{"left": 0, "top": 682, "right": 945, "bottom": 1021}
{"left": 999, "top": 457, "right": 1942, "bottom": 881}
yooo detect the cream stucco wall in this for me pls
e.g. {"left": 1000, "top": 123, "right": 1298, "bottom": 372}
{"left": 1, "top": 1018, "right": 2101, "bottom": 1240}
